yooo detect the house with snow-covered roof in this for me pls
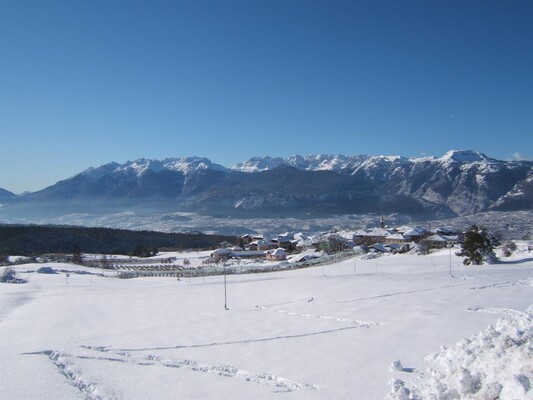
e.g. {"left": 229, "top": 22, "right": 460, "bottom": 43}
{"left": 211, "top": 248, "right": 232, "bottom": 260}
{"left": 425, "top": 234, "right": 448, "bottom": 249}
{"left": 436, "top": 227, "right": 457, "bottom": 236}
{"left": 385, "top": 233, "right": 406, "bottom": 245}
{"left": 266, "top": 248, "right": 287, "bottom": 261}
{"left": 354, "top": 228, "right": 392, "bottom": 245}
{"left": 425, "top": 234, "right": 460, "bottom": 248}
{"left": 294, "top": 232, "right": 307, "bottom": 241}
{"left": 370, "top": 243, "right": 390, "bottom": 253}
{"left": 384, "top": 243, "right": 403, "bottom": 253}
{"left": 297, "top": 235, "right": 322, "bottom": 249}
{"left": 272, "top": 235, "right": 293, "bottom": 250}
{"left": 278, "top": 232, "right": 294, "bottom": 239}
{"left": 249, "top": 239, "right": 276, "bottom": 251}
{"left": 239, "top": 234, "right": 254, "bottom": 246}
{"left": 442, "top": 235, "right": 460, "bottom": 245}
{"left": 289, "top": 250, "right": 320, "bottom": 263}
{"left": 402, "top": 227, "right": 427, "bottom": 242}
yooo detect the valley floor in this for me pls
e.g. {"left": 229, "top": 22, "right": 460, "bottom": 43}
{"left": 1, "top": 249, "right": 532, "bottom": 399}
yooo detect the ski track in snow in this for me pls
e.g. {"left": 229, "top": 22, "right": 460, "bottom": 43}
{"left": 83, "top": 324, "right": 361, "bottom": 353}
{"left": 28, "top": 350, "right": 116, "bottom": 400}
{"left": 255, "top": 305, "right": 382, "bottom": 327}
{"left": 157, "top": 355, "right": 318, "bottom": 392}
{"left": 29, "top": 348, "right": 318, "bottom": 393}
{"left": 256, "top": 296, "right": 381, "bottom": 326}
{"left": 339, "top": 282, "right": 472, "bottom": 304}
{"left": 63, "top": 346, "right": 318, "bottom": 392}
{"left": 469, "top": 277, "right": 533, "bottom": 290}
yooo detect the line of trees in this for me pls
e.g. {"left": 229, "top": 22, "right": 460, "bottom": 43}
{"left": 0, "top": 224, "right": 236, "bottom": 257}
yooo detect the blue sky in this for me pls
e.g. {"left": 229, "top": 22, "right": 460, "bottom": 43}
{"left": 1, "top": 0, "right": 532, "bottom": 193}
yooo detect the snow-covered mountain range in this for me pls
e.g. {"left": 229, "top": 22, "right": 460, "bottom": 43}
{"left": 1, "top": 150, "right": 531, "bottom": 220}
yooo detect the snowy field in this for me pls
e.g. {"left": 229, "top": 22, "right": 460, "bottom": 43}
{"left": 1, "top": 249, "right": 532, "bottom": 399}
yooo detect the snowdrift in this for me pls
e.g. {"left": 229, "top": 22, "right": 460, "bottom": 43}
{"left": 389, "top": 305, "right": 533, "bottom": 399}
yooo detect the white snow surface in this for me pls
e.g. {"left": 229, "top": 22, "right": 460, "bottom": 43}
{"left": 231, "top": 151, "right": 493, "bottom": 174}
{"left": 439, "top": 150, "right": 488, "bottom": 163}
{"left": 1, "top": 249, "right": 532, "bottom": 399}
{"left": 80, "top": 157, "right": 229, "bottom": 178}
{"left": 389, "top": 305, "right": 533, "bottom": 399}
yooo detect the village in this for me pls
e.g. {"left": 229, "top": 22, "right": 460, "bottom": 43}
{"left": 210, "top": 215, "right": 462, "bottom": 264}
{"left": 96, "top": 217, "right": 463, "bottom": 276}
{"left": 2, "top": 216, "right": 465, "bottom": 279}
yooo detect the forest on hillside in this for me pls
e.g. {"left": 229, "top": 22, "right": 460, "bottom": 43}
{"left": 0, "top": 224, "right": 236, "bottom": 257}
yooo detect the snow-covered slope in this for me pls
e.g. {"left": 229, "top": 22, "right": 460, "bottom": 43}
{"left": 233, "top": 153, "right": 399, "bottom": 173}
{"left": 231, "top": 150, "right": 486, "bottom": 174}
{"left": 232, "top": 156, "right": 285, "bottom": 172}
{"left": 19, "top": 157, "right": 229, "bottom": 206}
{"left": 490, "top": 170, "right": 533, "bottom": 211}
{"left": 81, "top": 157, "right": 229, "bottom": 178}
{"left": 1, "top": 249, "right": 532, "bottom": 399}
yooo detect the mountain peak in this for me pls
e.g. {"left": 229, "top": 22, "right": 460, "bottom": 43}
{"left": 232, "top": 156, "right": 285, "bottom": 172}
{"left": 440, "top": 150, "right": 487, "bottom": 163}
{"left": 161, "top": 157, "right": 229, "bottom": 174}
{"left": 77, "top": 157, "right": 229, "bottom": 179}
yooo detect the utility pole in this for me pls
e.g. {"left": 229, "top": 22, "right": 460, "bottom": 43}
{"left": 223, "top": 258, "right": 229, "bottom": 310}
{"left": 449, "top": 246, "right": 453, "bottom": 277}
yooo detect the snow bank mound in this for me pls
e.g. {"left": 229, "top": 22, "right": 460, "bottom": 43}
{"left": 36, "top": 266, "right": 58, "bottom": 274}
{"left": 389, "top": 305, "right": 533, "bottom": 400}
{"left": 0, "top": 267, "right": 27, "bottom": 284}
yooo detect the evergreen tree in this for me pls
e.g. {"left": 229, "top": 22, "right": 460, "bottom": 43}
{"left": 457, "top": 225, "right": 499, "bottom": 265}
{"left": 72, "top": 243, "right": 83, "bottom": 264}
{"left": 132, "top": 245, "right": 149, "bottom": 257}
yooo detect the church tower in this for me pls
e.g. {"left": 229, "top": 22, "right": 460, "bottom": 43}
{"left": 380, "top": 214, "right": 385, "bottom": 229}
